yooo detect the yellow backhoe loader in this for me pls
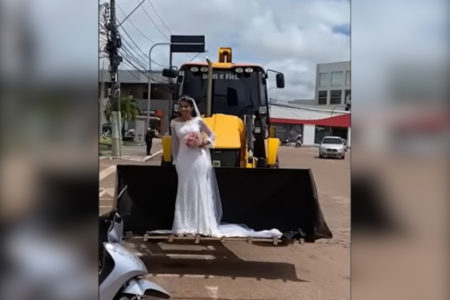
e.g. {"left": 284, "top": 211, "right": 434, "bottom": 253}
{"left": 115, "top": 48, "right": 332, "bottom": 243}
{"left": 161, "top": 47, "right": 283, "bottom": 168}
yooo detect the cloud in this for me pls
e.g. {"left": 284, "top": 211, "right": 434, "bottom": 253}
{"left": 115, "top": 0, "right": 350, "bottom": 101}
{"left": 332, "top": 24, "right": 350, "bottom": 36}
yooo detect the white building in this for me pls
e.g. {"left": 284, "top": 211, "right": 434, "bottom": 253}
{"left": 269, "top": 61, "right": 351, "bottom": 145}
{"left": 315, "top": 61, "right": 351, "bottom": 109}
{"left": 269, "top": 103, "right": 350, "bottom": 145}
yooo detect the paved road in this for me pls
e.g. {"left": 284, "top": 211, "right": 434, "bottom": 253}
{"left": 99, "top": 145, "right": 350, "bottom": 300}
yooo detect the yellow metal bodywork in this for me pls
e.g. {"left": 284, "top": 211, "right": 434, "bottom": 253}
{"left": 266, "top": 137, "right": 280, "bottom": 166}
{"left": 183, "top": 48, "right": 262, "bottom": 71}
{"left": 202, "top": 114, "right": 244, "bottom": 149}
{"left": 218, "top": 47, "right": 232, "bottom": 63}
{"left": 269, "top": 126, "right": 276, "bottom": 138}
{"left": 162, "top": 47, "right": 279, "bottom": 168}
{"left": 187, "top": 61, "right": 262, "bottom": 70}
{"left": 161, "top": 114, "right": 245, "bottom": 163}
{"left": 162, "top": 116, "right": 280, "bottom": 168}
{"left": 245, "top": 156, "right": 257, "bottom": 168}
{"left": 161, "top": 135, "right": 172, "bottom": 162}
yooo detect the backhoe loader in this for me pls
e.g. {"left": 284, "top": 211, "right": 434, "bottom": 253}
{"left": 161, "top": 47, "right": 283, "bottom": 168}
{"left": 115, "top": 48, "right": 332, "bottom": 243}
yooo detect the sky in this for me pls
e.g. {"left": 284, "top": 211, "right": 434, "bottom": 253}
{"left": 100, "top": 0, "right": 351, "bottom": 101}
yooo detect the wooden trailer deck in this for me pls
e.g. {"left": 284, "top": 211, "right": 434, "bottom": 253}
{"left": 141, "top": 232, "right": 305, "bottom": 245}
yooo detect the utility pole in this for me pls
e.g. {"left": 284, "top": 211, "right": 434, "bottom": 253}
{"left": 106, "top": 0, "right": 122, "bottom": 157}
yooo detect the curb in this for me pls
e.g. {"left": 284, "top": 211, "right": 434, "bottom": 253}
{"left": 144, "top": 150, "right": 162, "bottom": 162}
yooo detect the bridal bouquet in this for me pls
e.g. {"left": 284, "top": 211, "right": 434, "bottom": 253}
{"left": 184, "top": 132, "right": 207, "bottom": 148}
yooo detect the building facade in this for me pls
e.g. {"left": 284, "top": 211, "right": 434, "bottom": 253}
{"left": 315, "top": 61, "right": 350, "bottom": 109}
{"left": 99, "top": 70, "right": 174, "bottom": 141}
{"left": 99, "top": 63, "right": 351, "bottom": 145}
{"left": 269, "top": 61, "right": 351, "bottom": 145}
{"left": 269, "top": 103, "right": 351, "bottom": 145}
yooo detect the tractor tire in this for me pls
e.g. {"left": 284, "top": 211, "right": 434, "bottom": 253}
{"left": 273, "top": 156, "right": 280, "bottom": 168}
{"left": 161, "top": 157, "right": 172, "bottom": 167}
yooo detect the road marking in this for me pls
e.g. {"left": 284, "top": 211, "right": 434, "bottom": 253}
{"left": 99, "top": 165, "right": 116, "bottom": 181}
{"left": 144, "top": 150, "right": 162, "bottom": 162}
{"left": 151, "top": 274, "right": 215, "bottom": 278}
{"left": 166, "top": 253, "right": 216, "bottom": 260}
{"left": 119, "top": 156, "right": 140, "bottom": 162}
{"left": 332, "top": 196, "right": 350, "bottom": 204}
{"left": 205, "top": 286, "right": 219, "bottom": 299}
{"left": 99, "top": 188, "right": 115, "bottom": 198}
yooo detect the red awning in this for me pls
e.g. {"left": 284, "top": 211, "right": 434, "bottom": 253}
{"left": 270, "top": 114, "right": 351, "bottom": 128}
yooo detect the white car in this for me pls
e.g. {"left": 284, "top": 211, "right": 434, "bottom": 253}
{"left": 319, "top": 136, "right": 346, "bottom": 159}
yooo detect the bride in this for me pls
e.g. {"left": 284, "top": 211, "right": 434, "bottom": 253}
{"left": 170, "top": 95, "right": 281, "bottom": 238}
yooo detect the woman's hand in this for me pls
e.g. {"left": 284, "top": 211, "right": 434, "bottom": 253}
{"left": 199, "top": 140, "right": 211, "bottom": 148}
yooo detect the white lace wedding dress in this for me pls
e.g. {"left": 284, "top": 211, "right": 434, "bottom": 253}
{"left": 169, "top": 117, "right": 282, "bottom": 238}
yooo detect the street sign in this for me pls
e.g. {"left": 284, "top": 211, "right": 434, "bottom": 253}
{"left": 171, "top": 35, "right": 204, "bottom": 43}
{"left": 170, "top": 35, "right": 205, "bottom": 53}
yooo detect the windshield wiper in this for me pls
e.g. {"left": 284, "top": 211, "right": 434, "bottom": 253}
{"left": 239, "top": 89, "right": 254, "bottom": 115}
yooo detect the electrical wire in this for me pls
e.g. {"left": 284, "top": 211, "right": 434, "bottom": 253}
{"left": 117, "top": 14, "right": 167, "bottom": 68}
{"left": 145, "top": 0, "right": 172, "bottom": 35}
{"left": 116, "top": 4, "right": 156, "bottom": 43}
{"left": 118, "top": 23, "right": 149, "bottom": 58}
{"left": 120, "top": 62, "right": 144, "bottom": 80}
{"left": 140, "top": 3, "right": 169, "bottom": 40}
{"left": 120, "top": 47, "right": 147, "bottom": 70}
{"left": 120, "top": 56, "right": 148, "bottom": 77}
{"left": 120, "top": 38, "right": 148, "bottom": 64}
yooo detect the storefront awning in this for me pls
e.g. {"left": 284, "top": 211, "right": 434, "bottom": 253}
{"left": 270, "top": 114, "right": 350, "bottom": 128}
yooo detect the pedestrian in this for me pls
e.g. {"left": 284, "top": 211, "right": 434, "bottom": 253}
{"left": 145, "top": 127, "right": 155, "bottom": 155}
{"left": 295, "top": 134, "right": 303, "bottom": 147}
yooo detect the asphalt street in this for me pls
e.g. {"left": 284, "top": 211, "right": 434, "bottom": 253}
{"left": 99, "top": 143, "right": 350, "bottom": 300}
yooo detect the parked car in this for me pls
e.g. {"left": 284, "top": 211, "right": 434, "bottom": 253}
{"left": 319, "top": 136, "right": 346, "bottom": 159}
{"left": 123, "top": 128, "right": 135, "bottom": 141}
{"left": 102, "top": 123, "right": 111, "bottom": 136}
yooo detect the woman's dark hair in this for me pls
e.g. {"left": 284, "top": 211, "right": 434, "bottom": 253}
{"left": 178, "top": 95, "right": 197, "bottom": 117}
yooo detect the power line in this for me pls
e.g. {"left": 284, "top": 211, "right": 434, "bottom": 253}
{"left": 145, "top": 0, "right": 172, "bottom": 35}
{"left": 188, "top": 52, "right": 202, "bottom": 62}
{"left": 140, "top": 4, "right": 169, "bottom": 40}
{"left": 116, "top": 4, "right": 156, "bottom": 43}
{"left": 119, "top": 64, "right": 142, "bottom": 80}
{"left": 120, "top": 38, "right": 148, "bottom": 64}
{"left": 120, "top": 49, "right": 146, "bottom": 71}
{"left": 117, "top": 14, "right": 167, "bottom": 68}
{"left": 119, "top": 44, "right": 148, "bottom": 70}
{"left": 120, "top": 62, "right": 147, "bottom": 80}
{"left": 117, "top": 18, "right": 149, "bottom": 57}
{"left": 121, "top": 59, "right": 159, "bottom": 83}
{"left": 121, "top": 55, "right": 149, "bottom": 77}
{"left": 121, "top": 41, "right": 168, "bottom": 70}
{"left": 120, "top": 50, "right": 147, "bottom": 71}
{"left": 120, "top": 37, "right": 167, "bottom": 69}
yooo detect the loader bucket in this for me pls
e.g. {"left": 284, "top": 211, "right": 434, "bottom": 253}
{"left": 115, "top": 165, "right": 332, "bottom": 242}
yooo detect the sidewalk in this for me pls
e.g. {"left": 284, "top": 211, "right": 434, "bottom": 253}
{"left": 99, "top": 139, "right": 163, "bottom": 215}
{"left": 100, "top": 139, "right": 162, "bottom": 162}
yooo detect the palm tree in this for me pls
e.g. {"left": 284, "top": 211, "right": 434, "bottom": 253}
{"left": 120, "top": 96, "right": 141, "bottom": 138}
{"left": 104, "top": 95, "right": 141, "bottom": 139}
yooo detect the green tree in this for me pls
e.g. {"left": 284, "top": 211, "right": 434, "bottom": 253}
{"left": 104, "top": 96, "right": 141, "bottom": 138}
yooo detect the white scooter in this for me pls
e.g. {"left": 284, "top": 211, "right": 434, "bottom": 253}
{"left": 99, "top": 210, "right": 170, "bottom": 300}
